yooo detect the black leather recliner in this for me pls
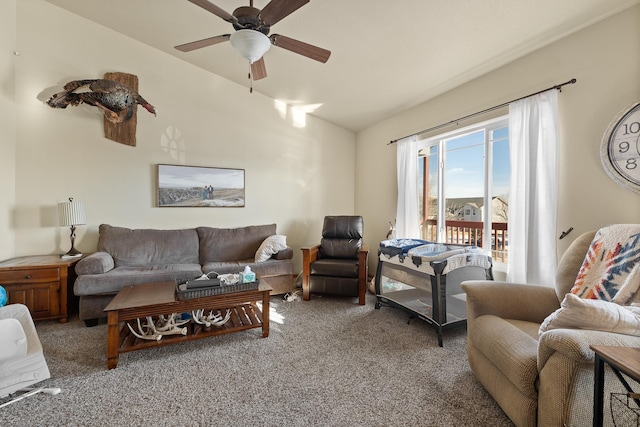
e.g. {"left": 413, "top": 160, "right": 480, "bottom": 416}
{"left": 301, "top": 216, "right": 368, "bottom": 305}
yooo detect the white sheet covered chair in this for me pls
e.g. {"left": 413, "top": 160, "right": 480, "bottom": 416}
{"left": 0, "top": 303, "right": 50, "bottom": 398}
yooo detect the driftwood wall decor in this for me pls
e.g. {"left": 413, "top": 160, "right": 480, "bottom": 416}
{"left": 103, "top": 72, "right": 138, "bottom": 147}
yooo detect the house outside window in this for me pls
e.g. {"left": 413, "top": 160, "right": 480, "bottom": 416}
{"left": 417, "top": 116, "right": 510, "bottom": 264}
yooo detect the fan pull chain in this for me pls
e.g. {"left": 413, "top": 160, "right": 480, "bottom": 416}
{"left": 248, "top": 63, "right": 253, "bottom": 93}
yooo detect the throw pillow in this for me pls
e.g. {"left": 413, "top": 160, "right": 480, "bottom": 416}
{"left": 539, "top": 293, "right": 640, "bottom": 337}
{"left": 570, "top": 224, "right": 640, "bottom": 303}
{"left": 255, "top": 235, "right": 287, "bottom": 263}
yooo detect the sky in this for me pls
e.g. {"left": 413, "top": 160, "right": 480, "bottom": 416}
{"left": 158, "top": 164, "right": 245, "bottom": 189}
{"left": 424, "top": 126, "right": 510, "bottom": 199}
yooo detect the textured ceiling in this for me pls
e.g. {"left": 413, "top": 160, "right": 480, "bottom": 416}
{"left": 43, "top": 0, "right": 639, "bottom": 132}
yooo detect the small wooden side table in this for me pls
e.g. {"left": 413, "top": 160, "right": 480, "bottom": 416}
{"left": 590, "top": 345, "right": 640, "bottom": 427}
{"left": 0, "top": 255, "right": 81, "bottom": 323}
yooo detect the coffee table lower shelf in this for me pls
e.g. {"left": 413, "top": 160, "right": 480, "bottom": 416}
{"left": 117, "top": 302, "right": 264, "bottom": 354}
{"left": 104, "top": 281, "right": 271, "bottom": 369}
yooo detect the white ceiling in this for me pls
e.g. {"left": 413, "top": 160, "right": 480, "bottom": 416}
{"left": 43, "top": 0, "right": 639, "bottom": 132}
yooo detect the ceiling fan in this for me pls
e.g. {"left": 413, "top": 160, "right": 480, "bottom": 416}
{"left": 175, "top": 0, "right": 331, "bottom": 84}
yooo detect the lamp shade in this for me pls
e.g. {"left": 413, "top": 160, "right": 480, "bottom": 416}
{"left": 229, "top": 29, "right": 271, "bottom": 64}
{"left": 58, "top": 199, "right": 86, "bottom": 226}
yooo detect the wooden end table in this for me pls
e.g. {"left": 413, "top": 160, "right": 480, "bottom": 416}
{"left": 590, "top": 345, "right": 640, "bottom": 427}
{"left": 104, "top": 280, "right": 272, "bottom": 369}
{"left": 0, "top": 255, "right": 81, "bottom": 323}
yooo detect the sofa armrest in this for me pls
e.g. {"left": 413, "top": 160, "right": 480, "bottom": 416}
{"left": 536, "top": 329, "right": 640, "bottom": 427}
{"left": 358, "top": 245, "right": 369, "bottom": 268}
{"left": 538, "top": 328, "right": 640, "bottom": 368}
{"left": 462, "top": 280, "right": 560, "bottom": 323}
{"left": 74, "top": 251, "right": 115, "bottom": 275}
{"left": 273, "top": 247, "right": 293, "bottom": 260}
{"left": 301, "top": 245, "right": 320, "bottom": 265}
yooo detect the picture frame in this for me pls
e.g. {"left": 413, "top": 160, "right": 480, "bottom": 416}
{"left": 157, "top": 164, "right": 245, "bottom": 207}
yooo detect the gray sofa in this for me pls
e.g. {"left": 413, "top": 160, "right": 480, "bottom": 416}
{"left": 74, "top": 224, "right": 294, "bottom": 325}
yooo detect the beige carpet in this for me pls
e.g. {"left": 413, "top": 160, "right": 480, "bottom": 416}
{"left": 0, "top": 293, "right": 513, "bottom": 426}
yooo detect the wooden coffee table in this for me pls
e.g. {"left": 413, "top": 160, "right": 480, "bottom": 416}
{"left": 104, "top": 280, "right": 272, "bottom": 369}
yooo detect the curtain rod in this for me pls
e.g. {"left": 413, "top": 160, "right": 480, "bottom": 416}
{"left": 388, "top": 78, "right": 577, "bottom": 144}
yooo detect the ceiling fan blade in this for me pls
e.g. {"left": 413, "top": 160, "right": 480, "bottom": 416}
{"left": 175, "top": 34, "right": 230, "bottom": 52}
{"left": 187, "top": 0, "right": 237, "bottom": 23}
{"left": 270, "top": 34, "right": 331, "bottom": 63}
{"left": 259, "top": 0, "right": 309, "bottom": 25}
{"left": 251, "top": 57, "right": 267, "bottom": 81}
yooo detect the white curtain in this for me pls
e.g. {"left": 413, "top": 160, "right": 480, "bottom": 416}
{"left": 507, "top": 89, "right": 558, "bottom": 284}
{"left": 396, "top": 135, "right": 422, "bottom": 239}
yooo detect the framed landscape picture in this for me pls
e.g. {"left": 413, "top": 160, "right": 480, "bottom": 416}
{"left": 158, "top": 164, "right": 245, "bottom": 207}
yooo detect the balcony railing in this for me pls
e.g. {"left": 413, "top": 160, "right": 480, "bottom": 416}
{"left": 422, "top": 219, "right": 508, "bottom": 263}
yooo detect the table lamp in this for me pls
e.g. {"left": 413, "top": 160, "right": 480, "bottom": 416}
{"left": 58, "top": 197, "right": 86, "bottom": 257}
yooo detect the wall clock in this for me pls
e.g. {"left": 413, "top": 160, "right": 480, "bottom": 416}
{"left": 600, "top": 101, "right": 640, "bottom": 194}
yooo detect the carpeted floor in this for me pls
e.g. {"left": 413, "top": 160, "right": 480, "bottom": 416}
{"left": 0, "top": 293, "right": 513, "bottom": 426}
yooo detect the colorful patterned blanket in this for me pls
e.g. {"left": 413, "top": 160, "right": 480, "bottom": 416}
{"left": 570, "top": 224, "right": 640, "bottom": 304}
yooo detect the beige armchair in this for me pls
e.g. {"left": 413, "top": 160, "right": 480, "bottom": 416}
{"left": 462, "top": 231, "right": 640, "bottom": 427}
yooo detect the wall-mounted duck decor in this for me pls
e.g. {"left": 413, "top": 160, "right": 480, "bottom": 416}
{"left": 47, "top": 72, "right": 155, "bottom": 146}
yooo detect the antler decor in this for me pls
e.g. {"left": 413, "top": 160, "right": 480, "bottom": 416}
{"left": 126, "top": 313, "right": 190, "bottom": 341}
{"left": 192, "top": 309, "right": 231, "bottom": 328}
{"left": 126, "top": 310, "right": 231, "bottom": 341}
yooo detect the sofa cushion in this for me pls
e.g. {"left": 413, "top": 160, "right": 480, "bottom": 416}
{"left": 320, "top": 238, "right": 362, "bottom": 259}
{"left": 472, "top": 314, "right": 539, "bottom": 399}
{"left": 319, "top": 216, "right": 363, "bottom": 260}
{"left": 74, "top": 264, "right": 202, "bottom": 296}
{"left": 197, "top": 224, "right": 276, "bottom": 263}
{"left": 322, "top": 216, "right": 363, "bottom": 239}
{"left": 98, "top": 224, "right": 200, "bottom": 266}
{"left": 311, "top": 259, "right": 359, "bottom": 278}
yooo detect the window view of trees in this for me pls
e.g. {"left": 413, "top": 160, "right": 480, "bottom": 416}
{"left": 417, "top": 117, "right": 510, "bottom": 263}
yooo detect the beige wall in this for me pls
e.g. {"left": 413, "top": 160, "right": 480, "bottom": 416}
{"left": 6, "top": 2, "right": 640, "bottom": 281}
{"left": 356, "top": 6, "right": 640, "bottom": 275}
{"left": 0, "top": 0, "right": 17, "bottom": 260}
{"left": 7, "top": 0, "right": 356, "bottom": 272}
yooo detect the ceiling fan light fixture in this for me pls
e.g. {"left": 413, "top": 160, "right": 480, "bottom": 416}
{"left": 229, "top": 29, "right": 271, "bottom": 63}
